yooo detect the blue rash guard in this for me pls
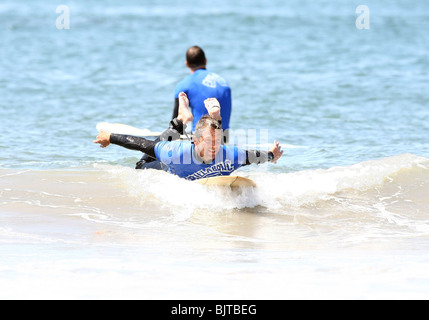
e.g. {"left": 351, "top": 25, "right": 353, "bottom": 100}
{"left": 174, "top": 69, "right": 232, "bottom": 132}
{"left": 155, "top": 140, "right": 246, "bottom": 180}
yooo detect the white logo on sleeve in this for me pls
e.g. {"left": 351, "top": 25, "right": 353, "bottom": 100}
{"left": 202, "top": 73, "right": 228, "bottom": 88}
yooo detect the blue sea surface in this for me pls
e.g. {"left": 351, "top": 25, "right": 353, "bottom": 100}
{"left": 1, "top": 0, "right": 428, "bottom": 170}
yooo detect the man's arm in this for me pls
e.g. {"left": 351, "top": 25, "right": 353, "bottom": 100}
{"left": 245, "top": 150, "right": 270, "bottom": 165}
{"left": 244, "top": 140, "right": 283, "bottom": 165}
{"left": 94, "top": 132, "right": 157, "bottom": 159}
{"left": 172, "top": 98, "right": 179, "bottom": 120}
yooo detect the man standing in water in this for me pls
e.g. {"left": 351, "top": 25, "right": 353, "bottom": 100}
{"left": 94, "top": 93, "right": 282, "bottom": 180}
{"left": 136, "top": 46, "right": 232, "bottom": 169}
{"left": 136, "top": 46, "right": 231, "bottom": 169}
{"left": 172, "top": 46, "right": 232, "bottom": 141}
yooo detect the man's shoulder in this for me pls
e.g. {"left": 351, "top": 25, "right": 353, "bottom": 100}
{"left": 174, "top": 69, "right": 230, "bottom": 97}
{"left": 201, "top": 71, "right": 229, "bottom": 89}
{"left": 155, "top": 140, "right": 193, "bottom": 163}
{"left": 156, "top": 140, "right": 192, "bottom": 152}
{"left": 174, "top": 73, "right": 196, "bottom": 95}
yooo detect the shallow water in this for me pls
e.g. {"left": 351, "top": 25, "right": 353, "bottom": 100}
{"left": 1, "top": 153, "right": 429, "bottom": 299}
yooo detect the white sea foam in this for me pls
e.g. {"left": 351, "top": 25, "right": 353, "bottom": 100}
{"left": 94, "top": 153, "right": 428, "bottom": 212}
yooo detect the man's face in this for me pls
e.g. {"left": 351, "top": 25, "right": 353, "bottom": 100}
{"left": 194, "top": 128, "right": 222, "bottom": 162}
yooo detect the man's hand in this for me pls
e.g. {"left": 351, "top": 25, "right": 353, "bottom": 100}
{"left": 270, "top": 140, "right": 283, "bottom": 163}
{"left": 93, "top": 131, "right": 111, "bottom": 148}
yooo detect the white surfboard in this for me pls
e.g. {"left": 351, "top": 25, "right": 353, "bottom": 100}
{"left": 96, "top": 122, "right": 191, "bottom": 139}
{"left": 196, "top": 176, "right": 256, "bottom": 188}
{"left": 96, "top": 122, "right": 163, "bottom": 137}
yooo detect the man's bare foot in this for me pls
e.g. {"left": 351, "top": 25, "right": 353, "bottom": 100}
{"left": 204, "top": 98, "right": 221, "bottom": 121}
{"left": 177, "top": 92, "right": 193, "bottom": 125}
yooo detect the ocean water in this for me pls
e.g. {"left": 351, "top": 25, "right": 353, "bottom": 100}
{"left": 1, "top": 0, "right": 429, "bottom": 299}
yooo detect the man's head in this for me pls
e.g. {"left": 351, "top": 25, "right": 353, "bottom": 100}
{"left": 193, "top": 115, "right": 223, "bottom": 162}
{"left": 186, "top": 46, "right": 207, "bottom": 71}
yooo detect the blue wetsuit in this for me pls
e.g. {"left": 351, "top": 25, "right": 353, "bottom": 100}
{"left": 174, "top": 69, "right": 232, "bottom": 132}
{"left": 155, "top": 141, "right": 246, "bottom": 180}
{"left": 109, "top": 119, "right": 273, "bottom": 180}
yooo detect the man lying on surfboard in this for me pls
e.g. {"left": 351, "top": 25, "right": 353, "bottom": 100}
{"left": 93, "top": 93, "right": 283, "bottom": 181}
